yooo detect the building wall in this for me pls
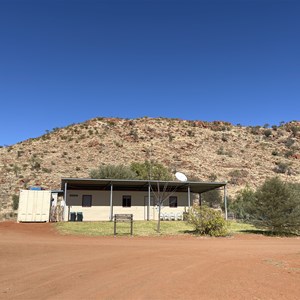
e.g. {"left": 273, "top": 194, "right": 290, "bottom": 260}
{"left": 66, "top": 190, "right": 192, "bottom": 221}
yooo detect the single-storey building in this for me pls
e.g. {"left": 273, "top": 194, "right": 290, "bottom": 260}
{"left": 62, "top": 178, "right": 227, "bottom": 221}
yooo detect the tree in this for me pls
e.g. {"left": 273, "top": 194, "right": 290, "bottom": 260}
{"left": 89, "top": 164, "right": 137, "bottom": 179}
{"left": 130, "top": 160, "right": 173, "bottom": 180}
{"left": 131, "top": 161, "right": 174, "bottom": 232}
{"left": 252, "top": 177, "right": 300, "bottom": 234}
{"left": 90, "top": 161, "right": 174, "bottom": 233}
{"left": 229, "top": 187, "right": 256, "bottom": 220}
{"left": 201, "top": 189, "right": 222, "bottom": 208}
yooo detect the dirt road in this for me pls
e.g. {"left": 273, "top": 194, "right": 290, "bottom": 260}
{"left": 0, "top": 222, "right": 299, "bottom": 299}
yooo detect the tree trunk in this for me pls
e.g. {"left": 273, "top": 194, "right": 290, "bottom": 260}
{"left": 157, "top": 203, "right": 161, "bottom": 233}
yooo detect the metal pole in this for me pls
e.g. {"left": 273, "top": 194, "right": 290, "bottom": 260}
{"left": 110, "top": 183, "right": 113, "bottom": 221}
{"left": 148, "top": 183, "right": 151, "bottom": 221}
{"left": 188, "top": 185, "right": 191, "bottom": 208}
{"left": 224, "top": 185, "right": 228, "bottom": 220}
{"left": 64, "top": 182, "right": 68, "bottom": 221}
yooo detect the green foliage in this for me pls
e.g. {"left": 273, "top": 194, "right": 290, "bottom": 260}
{"left": 216, "top": 146, "right": 232, "bottom": 156}
{"left": 263, "top": 129, "right": 272, "bottom": 137}
{"left": 274, "top": 161, "right": 291, "bottom": 174}
{"left": 231, "top": 178, "right": 300, "bottom": 235}
{"left": 228, "top": 169, "right": 248, "bottom": 184}
{"left": 90, "top": 161, "right": 173, "bottom": 181}
{"left": 12, "top": 164, "right": 21, "bottom": 176}
{"left": 30, "top": 155, "right": 41, "bottom": 171}
{"left": 130, "top": 160, "right": 173, "bottom": 180}
{"left": 90, "top": 164, "right": 137, "bottom": 179}
{"left": 208, "top": 173, "right": 217, "bottom": 181}
{"left": 290, "top": 125, "right": 300, "bottom": 137}
{"left": 250, "top": 126, "right": 261, "bottom": 135}
{"left": 229, "top": 187, "right": 256, "bottom": 220}
{"left": 12, "top": 195, "right": 19, "bottom": 210}
{"left": 285, "top": 138, "right": 295, "bottom": 148}
{"left": 201, "top": 189, "right": 222, "bottom": 208}
{"left": 187, "top": 205, "right": 228, "bottom": 236}
{"left": 41, "top": 167, "right": 52, "bottom": 173}
{"left": 284, "top": 150, "right": 295, "bottom": 158}
{"left": 252, "top": 177, "right": 300, "bottom": 234}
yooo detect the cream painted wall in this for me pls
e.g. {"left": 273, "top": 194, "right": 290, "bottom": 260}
{"left": 66, "top": 190, "right": 192, "bottom": 221}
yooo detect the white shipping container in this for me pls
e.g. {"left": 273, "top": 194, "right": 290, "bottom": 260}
{"left": 17, "top": 190, "right": 52, "bottom": 222}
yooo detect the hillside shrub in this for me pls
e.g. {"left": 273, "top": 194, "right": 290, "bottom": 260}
{"left": 250, "top": 126, "right": 261, "bottom": 135}
{"left": 264, "top": 129, "right": 272, "bottom": 138}
{"left": 290, "top": 125, "right": 300, "bottom": 137}
{"left": 285, "top": 138, "right": 295, "bottom": 148}
{"left": 12, "top": 195, "right": 19, "bottom": 210}
{"left": 284, "top": 150, "right": 295, "bottom": 158}
{"left": 187, "top": 205, "right": 227, "bottom": 236}
{"left": 274, "top": 161, "right": 291, "bottom": 174}
{"left": 228, "top": 169, "right": 248, "bottom": 184}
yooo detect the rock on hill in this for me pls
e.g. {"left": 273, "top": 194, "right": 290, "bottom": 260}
{"left": 1, "top": 117, "right": 300, "bottom": 219}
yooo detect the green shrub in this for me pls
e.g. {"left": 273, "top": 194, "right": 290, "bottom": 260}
{"left": 30, "top": 155, "right": 41, "bottom": 170}
{"left": 290, "top": 125, "right": 300, "bottom": 137}
{"left": 250, "top": 126, "right": 261, "bottom": 135}
{"left": 252, "top": 177, "right": 300, "bottom": 235}
{"left": 187, "top": 205, "right": 228, "bottom": 236}
{"left": 41, "top": 167, "right": 52, "bottom": 173}
{"left": 201, "top": 189, "right": 222, "bottom": 208}
{"left": 12, "top": 195, "right": 19, "bottom": 210}
{"left": 284, "top": 150, "right": 295, "bottom": 158}
{"left": 264, "top": 129, "right": 272, "bottom": 137}
{"left": 228, "top": 169, "right": 248, "bottom": 184}
{"left": 274, "top": 161, "right": 291, "bottom": 174}
{"left": 285, "top": 138, "right": 295, "bottom": 148}
{"left": 229, "top": 187, "right": 256, "bottom": 220}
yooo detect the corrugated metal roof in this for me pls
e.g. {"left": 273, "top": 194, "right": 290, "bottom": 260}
{"left": 61, "top": 178, "right": 226, "bottom": 194}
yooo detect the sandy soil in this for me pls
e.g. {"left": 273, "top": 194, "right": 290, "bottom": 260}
{"left": 0, "top": 222, "right": 299, "bottom": 300}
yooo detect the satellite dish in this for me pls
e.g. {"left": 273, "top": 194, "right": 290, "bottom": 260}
{"left": 175, "top": 172, "right": 188, "bottom": 182}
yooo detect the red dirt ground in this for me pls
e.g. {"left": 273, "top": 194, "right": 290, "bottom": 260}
{"left": 0, "top": 222, "right": 299, "bottom": 300}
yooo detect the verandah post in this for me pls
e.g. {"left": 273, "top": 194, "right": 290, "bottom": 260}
{"left": 188, "top": 185, "right": 191, "bottom": 208}
{"left": 110, "top": 183, "right": 113, "bottom": 221}
{"left": 224, "top": 185, "right": 228, "bottom": 220}
{"left": 147, "top": 183, "right": 151, "bottom": 221}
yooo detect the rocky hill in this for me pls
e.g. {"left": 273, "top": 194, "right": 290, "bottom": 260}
{"left": 1, "top": 117, "right": 300, "bottom": 219}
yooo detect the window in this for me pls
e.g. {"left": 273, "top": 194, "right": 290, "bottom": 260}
{"left": 122, "top": 195, "right": 131, "bottom": 207}
{"left": 82, "top": 195, "right": 92, "bottom": 207}
{"left": 169, "top": 196, "right": 177, "bottom": 208}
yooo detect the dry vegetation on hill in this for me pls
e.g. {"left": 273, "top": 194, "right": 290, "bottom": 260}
{"left": 1, "top": 117, "right": 300, "bottom": 219}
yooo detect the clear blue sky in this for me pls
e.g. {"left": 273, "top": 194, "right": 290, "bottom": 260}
{"left": 0, "top": 0, "right": 299, "bottom": 146}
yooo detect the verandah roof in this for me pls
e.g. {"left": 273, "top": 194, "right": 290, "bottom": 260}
{"left": 61, "top": 178, "right": 226, "bottom": 194}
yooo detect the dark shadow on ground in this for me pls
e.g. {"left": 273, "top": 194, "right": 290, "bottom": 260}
{"left": 239, "top": 229, "right": 299, "bottom": 237}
